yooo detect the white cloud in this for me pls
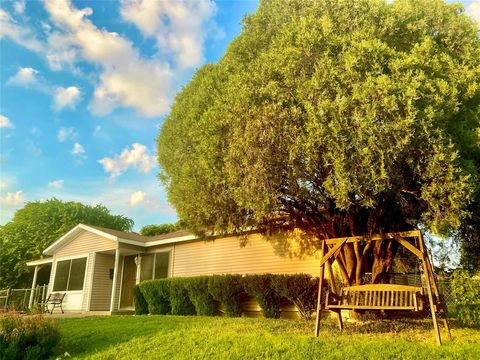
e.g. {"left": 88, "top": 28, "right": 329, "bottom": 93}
{"left": 0, "top": 181, "right": 7, "bottom": 190}
{"left": 0, "top": 9, "right": 44, "bottom": 53}
{"left": 467, "top": 0, "right": 480, "bottom": 23}
{"left": 120, "top": 0, "right": 216, "bottom": 68}
{"left": 0, "top": 191, "right": 24, "bottom": 206}
{"left": 71, "top": 142, "right": 85, "bottom": 155}
{"left": 48, "top": 179, "right": 64, "bottom": 189}
{"left": 7, "top": 67, "right": 39, "bottom": 87}
{"left": 57, "top": 126, "right": 77, "bottom": 142}
{"left": 129, "top": 190, "right": 146, "bottom": 207}
{"left": 14, "top": 1, "right": 26, "bottom": 14}
{"left": 53, "top": 86, "right": 81, "bottom": 110}
{"left": 93, "top": 125, "right": 101, "bottom": 135}
{"left": 0, "top": 115, "right": 14, "bottom": 129}
{"left": 98, "top": 143, "right": 156, "bottom": 178}
{"left": 45, "top": 0, "right": 173, "bottom": 117}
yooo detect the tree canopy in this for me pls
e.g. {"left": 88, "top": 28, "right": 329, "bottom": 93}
{"left": 140, "top": 222, "right": 183, "bottom": 236}
{"left": 0, "top": 199, "right": 133, "bottom": 288}
{"left": 158, "top": 0, "right": 480, "bottom": 282}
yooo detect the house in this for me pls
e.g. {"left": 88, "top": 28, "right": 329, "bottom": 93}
{"left": 27, "top": 224, "right": 321, "bottom": 314}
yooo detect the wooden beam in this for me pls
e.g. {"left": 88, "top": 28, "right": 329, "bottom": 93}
{"left": 315, "top": 241, "right": 325, "bottom": 337}
{"left": 394, "top": 237, "right": 423, "bottom": 259}
{"left": 324, "top": 230, "right": 421, "bottom": 245}
{"left": 418, "top": 233, "right": 442, "bottom": 346}
{"left": 320, "top": 238, "right": 349, "bottom": 267}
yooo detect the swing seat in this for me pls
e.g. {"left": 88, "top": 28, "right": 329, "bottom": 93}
{"left": 326, "top": 284, "right": 424, "bottom": 311}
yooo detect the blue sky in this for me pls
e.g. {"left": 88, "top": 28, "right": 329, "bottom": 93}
{"left": 0, "top": 0, "right": 479, "bottom": 232}
{"left": 0, "top": 0, "right": 259, "bottom": 230}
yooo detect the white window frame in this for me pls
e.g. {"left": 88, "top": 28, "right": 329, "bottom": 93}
{"left": 51, "top": 253, "right": 89, "bottom": 294}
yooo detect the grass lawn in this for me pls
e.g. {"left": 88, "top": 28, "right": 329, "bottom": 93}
{"left": 54, "top": 315, "right": 480, "bottom": 359}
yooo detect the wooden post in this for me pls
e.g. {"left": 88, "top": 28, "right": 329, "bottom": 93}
{"left": 418, "top": 233, "right": 442, "bottom": 346}
{"left": 326, "top": 259, "right": 343, "bottom": 330}
{"left": 425, "top": 255, "right": 452, "bottom": 340}
{"left": 315, "top": 240, "right": 326, "bottom": 337}
{"left": 110, "top": 249, "right": 120, "bottom": 313}
{"left": 28, "top": 265, "right": 39, "bottom": 309}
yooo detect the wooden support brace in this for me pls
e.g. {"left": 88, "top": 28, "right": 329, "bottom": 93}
{"left": 315, "top": 241, "right": 326, "bottom": 337}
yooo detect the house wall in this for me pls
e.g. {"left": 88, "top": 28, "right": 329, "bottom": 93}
{"left": 148, "top": 232, "right": 321, "bottom": 277}
{"left": 48, "top": 231, "right": 117, "bottom": 312}
{"left": 89, "top": 253, "right": 115, "bottom": 311}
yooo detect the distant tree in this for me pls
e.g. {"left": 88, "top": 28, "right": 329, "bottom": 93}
{"left": 140, "top": 223, "right": 178, "bottom": 236}
{"left": 0, "top": 199, "right": 133, "bottom": 288}
{"left": 158, "top": 0, "right": 480, "bottom": 285}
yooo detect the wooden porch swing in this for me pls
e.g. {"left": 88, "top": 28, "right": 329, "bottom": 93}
{"left": 314, "top": 230, "right": 451, "bottom": 345}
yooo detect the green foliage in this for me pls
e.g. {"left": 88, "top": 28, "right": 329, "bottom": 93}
{"left": 449, "top": 270, "right": 480, "bottom": 328}
{"left": 271, "top": 274, "right": 318, "bottom": 321}
{"left": 168, "top": 279, "right": 196, "bottom": 316}
{"left": 0, "top": 199, "right": 133, "bottom": 288}
{"left": 139, "top": 280, "right": 171, "bottom": 315}
{"left": 0, "top": 314, "right": 61, "bottom": 360}
{"left": 158, "top": 0, "right": 480, "bottom": 248}
{"left": 183, "top": 276, "right": 217, "bottom": 316}
{"left": 208, "top": 275, "right": 248, "bottom": 317}
{"left": 241, "top": 274, "right": 286, "bottom": 318}
{"left": 140, "top": 224, "right": 178, "bottom": 236}
{"left": 133, "top": 285, "right": 148, "bottom": 315}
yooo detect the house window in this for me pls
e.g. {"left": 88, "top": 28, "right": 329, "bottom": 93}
{"left": 140, "top": 252, "right": 170, "bottom": 281}
{"left": 53, "top": 257, "right": 87, "bottom": 291}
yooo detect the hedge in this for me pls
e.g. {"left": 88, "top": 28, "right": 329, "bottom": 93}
{"left": 208, "top": 275, "right": 248, "bottom": 317}
{"left": 133, "top": 285, "right": 148, "bottom": 315}
{"left": 139, "top": 279, "right": 171, "bottom": 315}
{"left": 271, "top": 274, "right": 318, "bottom": 321}
{"left": 242, "top": 274, "right": 286, "bottom": 318}
{"left": 136, "top": 273, "right": 319, "bottom": 320}
{"left": 183, "top": 276, "right": 217, "bottom": 316}
{"left": 169, "top": 278, "right": 196, "bottom": 315}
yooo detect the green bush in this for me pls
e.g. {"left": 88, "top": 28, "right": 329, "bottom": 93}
{"left": 183, "top": 276, "right": 217, "bottom": 316}
{"left": 271, "top": 274, "right": 318, "bottom": 321}
{"left": 208, "top": 275, "right": 247, "bottom": 317}
{"left": 449, "top": 270, "right": 480, "bottom": 328}
{"left": 133, "top": 285, "right": 148, "bottom": 315}
{"left": 0, "top": 314, "right": 61, "bottom": 360}
{"left": 139, "top": 280, "right": 171, "bottom": 315}
{"left": 242, "top": 274, "right": 286, "bottom": 318}
{"left": 169, "top": 278, "right": 196, "bottom": 315}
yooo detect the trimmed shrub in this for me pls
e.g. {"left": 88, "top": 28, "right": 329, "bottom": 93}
{"left": 449, "top": 270, "right": 480, "bottom": 328}
{"left": 183, "top": 276, "right": 217, "bottom": 316}
{"left": 208, "top": 275, "right": 247, "bottom": 317}
{"left": 242, "top": 274, "right": 286, "bottom": 318}
{"left": 271, "top": 274, "right": 318, "bottom": 321}
{"left": 139, "top": 279, "right": 171, "bottom": 315}
{"left": 133, "top": 285, "right": 148, "bottom": 315}
{"left": 169, "top": 278, "right": 196, "bottom": 315}
{"left": 0, "top": 314, "right": 61, "bottom": 360}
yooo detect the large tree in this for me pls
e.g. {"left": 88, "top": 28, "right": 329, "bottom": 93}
{"left": 158, "top": 0, "right": 480, "bottom": 284}
{"left": 0, "top": 199, "right": 133, "bottom": 288}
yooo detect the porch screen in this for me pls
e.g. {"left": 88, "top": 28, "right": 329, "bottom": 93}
{"left": 53, "top": 257, "right": 87, "bottom": 291}
{"left": 140, "top": 252, "right": 170, "bottom": 280}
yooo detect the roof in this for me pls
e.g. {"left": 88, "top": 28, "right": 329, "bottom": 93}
{"left": 42, "top": 223, "right": 197, "bottom": 255}
{"left": 26, "top": 257, "right": 54, "bottom": 266}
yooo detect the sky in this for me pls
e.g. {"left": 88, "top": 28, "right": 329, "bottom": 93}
{"left": 0, "top": 0, "right": 258, "bottom": 230}
{"left": 0, "top": 0, "right": 479, "bottom": 232}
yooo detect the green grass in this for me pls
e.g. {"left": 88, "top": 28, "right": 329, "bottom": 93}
{"left": 54, "top": 315, "right": 480, "bottom": 359}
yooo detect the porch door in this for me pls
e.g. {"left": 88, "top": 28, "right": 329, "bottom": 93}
{"left": 121, "top": 256, "right": 136, "bottom": 308}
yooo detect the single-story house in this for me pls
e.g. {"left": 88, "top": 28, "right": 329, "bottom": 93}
{"left": 27, "top": 224, "right": 321, "bottom": 314}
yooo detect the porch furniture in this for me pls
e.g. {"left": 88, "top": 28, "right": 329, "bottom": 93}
{"left": 326, "top": 284, "right": 423, "bottom": 311}
{"left": 42, "top": 293, "right": 65, "bottom": 314}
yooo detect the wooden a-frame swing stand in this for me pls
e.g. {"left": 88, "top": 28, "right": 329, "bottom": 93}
{"left": 314, "top": 230, "right": 451, "bottom": 345}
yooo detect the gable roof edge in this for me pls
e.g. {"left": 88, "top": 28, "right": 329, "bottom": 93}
{"left": 43, "top": 224, "right": 118, "bottom": 255}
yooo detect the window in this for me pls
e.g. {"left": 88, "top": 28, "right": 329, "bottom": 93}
{"left": 53, "top": 257, "right": 87, "bottom": 291}
{"left": 140, "top": 252, "right": 170, "bottom": 281}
